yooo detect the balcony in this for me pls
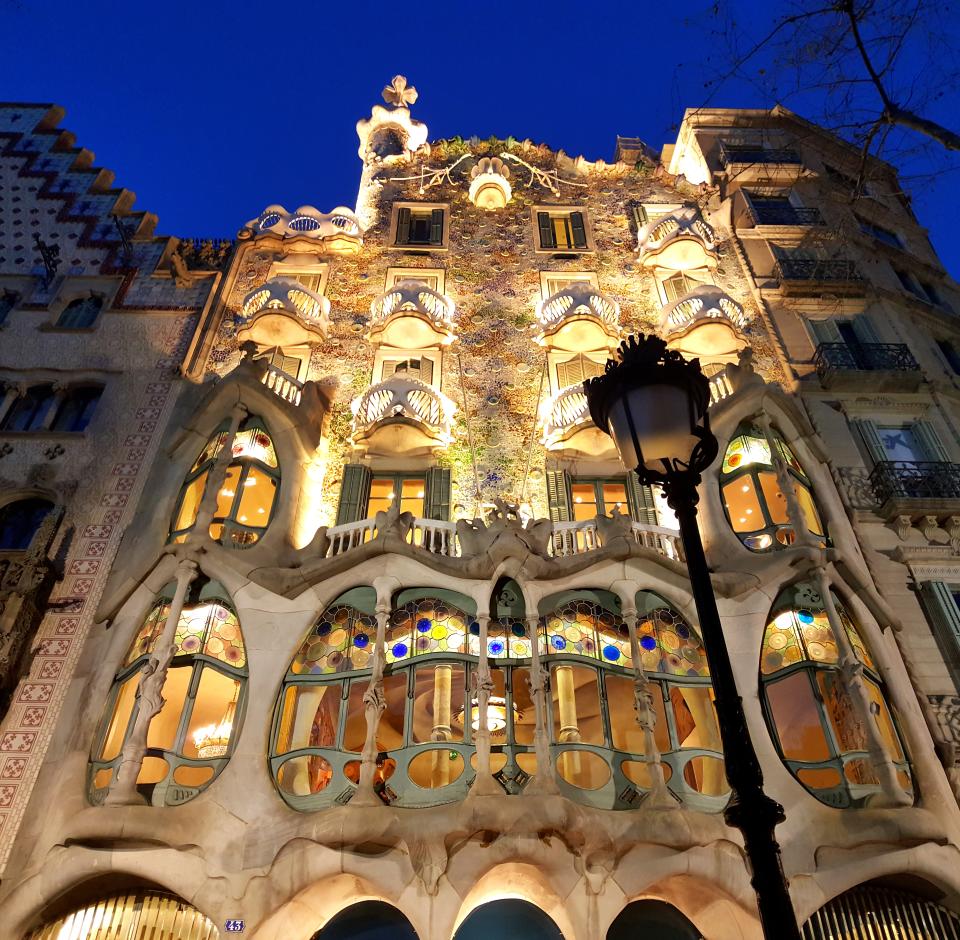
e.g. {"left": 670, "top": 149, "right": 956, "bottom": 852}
{"left": 535, "top": 283, "right": 620, "bottom": 351}
{"left": 550, "top": 519, "right": 683, "bottom": 562}
{"left": 869, "top": 461, "right": 960, "bottom": 518}
{"left": 239, "top": 204, "right": 363, "bottom": 254}
{"left": 259, "top": 362, "right": 304, "bottom": 406}
{"left": 773, "top": 258, "right": 864, "bottom": 295}
{"left": 351, "top": 375, "right": 455, "bottom": 455}
{"left": 367, "top": 281, "right": 456, "bottom": 347}
{"left": 540, "top": 383, "right": 616, "bottom": 456}
{"left": 236, "top": 277, "right": 331, "bottom": 347}
{"left": 719, "top": 145, "right": 801, "bottom": 168}
{"left": 637, "top": 207, "right": 717, "bottom": 270}
{"left": 327, "top": 517, "right": 458, "bottom": 557}
{"left": 660, "top": 286, "right": 748, "bottom": 359}
{"left": 750, "top": 205, "right": 824, "bottom": 227}
{"left": 814, "top": 342, "right": 922, "bottom": 392}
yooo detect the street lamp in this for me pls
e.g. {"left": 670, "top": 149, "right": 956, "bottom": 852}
{"left": 584, "top": 333, "right": 802, "bottom": 940}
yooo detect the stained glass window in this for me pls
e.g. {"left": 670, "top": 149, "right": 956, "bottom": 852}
{"left": 760, "top": 580, "right": 910, "bottom": 808}
{"left": 721, "top": 422, "right": 825, "bottom": 552}
{"left": 90, "top": 580, "right": 247, "bottom": 807}
{"left": 291, "top": 604, "right": 377, "bottom": 674}
{"left": 387, "top": 598, "right": 469, "bottom": 662}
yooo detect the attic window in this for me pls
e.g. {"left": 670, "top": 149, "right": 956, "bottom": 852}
{"left": 534, "top": 208, "right": 592, "bottom": 252}
{"left": 392, "top": 204, "right": 447, "bottom": 250}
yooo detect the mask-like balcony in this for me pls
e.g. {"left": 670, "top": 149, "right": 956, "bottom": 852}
{"left": 540, "top": 383, "right": 616, "bottom": 456}
{"left": 535, "top": 283, "right": 620, "bottom": 351}
{"left": 236, "top": 277, "right": 331, "bottom": 347}
{"left": 239, "top": 205, "right": 363, "bottom": 254}
{"left": 637, "top": 207, "right": 717, "bottom": 270}
{"left": 660, "top": 285, "right": 747, "bottom": 359}
{"left": 351, "top": 375, "right": 455, "bottom": 455}
{"left": 814, "top": 342, "right": 922, "bottom": 392}
{"left": 367, "top": 281, "right": 456, "bottom": 348}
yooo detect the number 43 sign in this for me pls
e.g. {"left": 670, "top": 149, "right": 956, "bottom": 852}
{"left": 225, "top": 920, "right": 245, "bottom": 933}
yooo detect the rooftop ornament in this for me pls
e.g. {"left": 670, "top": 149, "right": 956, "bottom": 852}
{"left": 236, "top": 276, "right": 331, "bottom": 347}
{"left": 238, "top": 205, "right": 363, "bottom": 254}
{"left": 468, "top": 157, "right": 512, "bottom": 210}
{"left": 357, "top": 75, "right": 429, "bottom": 160}
{"left": 637, "top": 207, "right": 717, "bottom": 270}
{"left": 368, "top": 280, "right": 456, "bottom": 347}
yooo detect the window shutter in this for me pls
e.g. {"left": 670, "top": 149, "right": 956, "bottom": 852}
{"left": 430, "top": 208, "right": 444, "bottom": 245}
{"left": 545, "top": 469, "right": 573, "bottom": 522}
{"left": 537, "top": 212, "right": 555, "bottom": 249}
{"left": 852, "top": 315, "right": 880, "bottom": 345}
{"left": 335, "top": 464, "right": 372, "bottom": 525}
{"left": 570, "top": 212, "right": 587, "bottom": 249}
{"left": 556, "top": 357, "right": 582, "bottom": 388}
{"left": 396, "top": 207, "right": 411, "bottom": 245}
{"left": 850, "top": 419, "right": 887, "bottom": 465}
{"left": 631, "top": 204, "right": 648, "bottom": 227}
{"left": 381, "top": 360, "right": 399, "bottom": 381}
{"left": 424, "top": 467, "right": 451, "bottom": 520}
{"left": 419, "top": 357, "right": 434, "bottom": 385}
{"left": 918, "top": 582, "right": 960, "bottom": 689}
{"left": 808, "top": 318, "right": 843, "bottom": 345}
{"left": 626, "top": 471, "right": 658, "bottom": 525}
{"left": 914, "top": 421, "right": 950, "bottom": 461}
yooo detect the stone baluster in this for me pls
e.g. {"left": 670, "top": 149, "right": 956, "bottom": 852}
{"left": 190, "top": 404, "right": 247, "bottom": 542}
{"left": 623, "top": 608, "right": 676, "bottom": 807}
{"left": 353, "top": 603, "right": 389, "bottom": 806}
{"left": 525, "top": 616, "right": 557, "bottom": 793}
{"left": 814, "top": 567, "right": 909, "bottom": 806}
{"left": 104, "top": 559, "right": 198, "bottom": 805}
{"left": 469, "top": 613, "right": 500, "bottom": 796}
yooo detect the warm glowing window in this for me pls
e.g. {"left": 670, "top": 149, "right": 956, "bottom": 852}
{"left": 570, "top": 479, "right": 629, "bottom": 522}
{"left": 760, "top": 581, "right": 911, "bottom": 807}
{"left": 89, "top": 580, "right": 246, "bottom": 806}
{"left": 169, "top": 417, "right": 280, "bottom": 548}
{"left": 535, "top": 209, "right": 590, "bottom": 251}
{"left": 367, "top": 474, "right": 426, "bottom": 519}
{"left": 720, "top": 422, "right": 825, "bottom": 552}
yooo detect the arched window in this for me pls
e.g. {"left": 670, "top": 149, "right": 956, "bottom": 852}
{"left": 271, "top": 588, "right": 478, "bottom": 809}
{"left": 169, "top": 417, "right": 279, "bottom": 548}
{"left": 56, "top": 294, "right": 103, "bottom": 329}
{"left": 50, "top": 385, "right": 102, "bottom": 432}
{"left": 720, "top": 422, "right": 825, "bottom": 551}
{"left": 541, "top": 590, "right": 727, "bottom": 811}
{"left": 760, "top": 581, "right": 911, "bottom": 808}
{"left": 311, "top": 901, "right": 419, "bottom": 940}
{"left": 0, "top": 497, "right": 54, "bottom": 550}
{"left": 607, "top": 900, "right": 701, "bottom": 939}
{"left": 89, "top": 579, "right": 247, "bottom": 806}
{"left": 24, "top": 891, "right": 218, "bottom": 940}
{"left": 454, "top": 900, "right": 564, "bottom": 940}
{"left": 0, "top": 384, "right": 55, "bottom": 431}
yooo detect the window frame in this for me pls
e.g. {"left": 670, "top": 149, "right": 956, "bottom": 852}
{"left": 268, "top": 259, "right": 329, "bottom": 295}
{"left": 658, "top": 269, "right": 713, "bottom": 305}
{"left": 539, "top": 270, "right": 599, "bottom": 299}
{"left": 385, "top": 266, "right": 446, "bottom": 293}
{"left": 532, "top": 206, "right": 595, "bottom": 254}
{"left": 53, "top": 293, "right": 105, "bottom": 331}
{"left": 365, "top": 472, "right": 428, "bottom": 520}
{"left": 388, "top": 202, "right": 449, "bottom": 252}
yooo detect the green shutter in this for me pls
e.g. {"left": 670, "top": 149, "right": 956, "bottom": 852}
{"left": 545, "top": 469, "right": 572, "bottom": 522}
{"left": 430, "top": 208, "right": 444, "bottom": 245}
{"left": 396, "top": 207, "right": 411, "bottom": 245}
{"left": 851, "top": 419, "right": 886, "bottom": 464}
{"left": 918, "top": 581, "right": 960, "bottom": 690}
{"left": 335, "top": 464, "right": 372, "bottom": 525}
{"left": 626, "top": 471, "right": 658, "bottom": 525}
{"left": 570, "top": 211, "right": 587, "bottom": 249}
{"left": 537, "top": 212, "right": 555, "bottom": 249}
{"left": 424, "top": 467, "right": 451, "bottom": 520}
{"left": 914, "top": 421, "right": 950, "bottom": 461}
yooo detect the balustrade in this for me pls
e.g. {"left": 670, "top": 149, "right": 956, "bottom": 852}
{"left": 259, "top": 363, "right": 303, "bottom": 406}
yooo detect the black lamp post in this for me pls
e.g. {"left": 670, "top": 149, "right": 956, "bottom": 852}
{"left": 584, "top": 334, "right": 802, "bottom": 940}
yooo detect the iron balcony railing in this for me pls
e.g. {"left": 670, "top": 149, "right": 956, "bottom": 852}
{"left": 719, "top": 145, "right": 801, "bottom": 167}
{"left": 751, "top": 205, "right": 824, "bottom": 226}
{"left": 869, "top": 461, "right": 960, "bottom": 504}
{"left": 814, "top": 342, "right": 920, "bottom": 378}
{"left": 774, "top": 258, "right": 862, "bottom": 283}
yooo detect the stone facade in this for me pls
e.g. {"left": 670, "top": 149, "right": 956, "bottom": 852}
{"left": 2, "top": 87, "right": 960, "bottom": 939}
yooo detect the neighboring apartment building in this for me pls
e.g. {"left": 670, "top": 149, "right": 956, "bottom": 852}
{"left": 2, "top": 84, "right": 960, "bottom": 939}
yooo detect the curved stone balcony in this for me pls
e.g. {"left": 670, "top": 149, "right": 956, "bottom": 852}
{"left": 540, "top": 382, "right": 616, "bottom": 456}
{"left": 238, "top": 204, "right": 363, "bottom": 254}
{"left": 367, "top": 280, "right": 456, "bottom": 347}
{"left": 659, "top": 285, "right": 747, "bottom": 359}
{"left": 535, "top": 283, "right": 620, "bottom": 351}
{"left": 351, "top": 375, "right": 456, "bottom": 455}
{"left": 637, "top": 207, "right": 717, "bottom": 270}
{"left": 236, "top": 277, "right": 331, "bottom": 347}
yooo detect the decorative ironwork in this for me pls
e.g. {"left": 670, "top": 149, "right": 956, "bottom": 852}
{"left": 774, "top": 258, "right": 862, "bottom": 282}
{"left": 719, "top": 144, "right": 801, "bottom": 167}
{"left": 33, "top": 234, "right": 60, "bottom": 287}
{"left": 500, "top": 152, "right": 588, "bottom": 195}
{"left": 751, "top": 205, "right": 823, "bottom": 226}
{"left": 814, "top": 342, "right": 920, "bottom": 378}
{"left": 869, "top": 461, "right": 960, "bottom": 504}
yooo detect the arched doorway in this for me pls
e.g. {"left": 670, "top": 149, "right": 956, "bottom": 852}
{"left": 311, "top": 900, "right": 418, "bottom": 940}
{"left": 454, "top": 899, "right": 565, "bottom": 940}
{"left": 607, "top": 899, "right": 702, "bottom": 939}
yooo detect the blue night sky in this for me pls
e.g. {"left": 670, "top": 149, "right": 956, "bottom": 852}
{"left": 6, "top": 0, "right": 958, "bottom": 274}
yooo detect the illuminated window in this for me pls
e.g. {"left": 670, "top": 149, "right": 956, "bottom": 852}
{"left": 392, "top": 203, "right": 447, "bottom": 249}
{"left": 720, "top": 422, "right": 825, "bottom": 552}
{"left": 89, "top": 580, "right": 247, "bottom": 806}
{"left": 539, "top": 270, "right": 598, "bottom": 298}
{"left": 534, "top": 208, "right": 591, "bottom": 252}
{"left": 385, "top": 266, "right": 445, "bottom": 293}
{"left": 570, "top": 479, "right": 629, "bottom": 522}
{"left": 56, "top": 294, "right": 103, "bottom": 329}
{"left": 367, "top": 474, "right": 426, "bottom": 519}
{"left": 169, "top": 416, "right": 280, "bottom": 548}
{"left": 760, "top": 581, "right": 911, "bottom": 807}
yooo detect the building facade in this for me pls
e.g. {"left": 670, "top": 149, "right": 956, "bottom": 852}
{"left": 2, "top": 82, "right": 960, "bottom": 939}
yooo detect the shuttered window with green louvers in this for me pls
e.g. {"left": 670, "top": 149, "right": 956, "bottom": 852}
{"left": 395, "top": 206, "right": 445, "bottom": 247}
{"left": 546, "top": 469, "right": 573, "bottom": 522}
{"left": 335, "top": 464, "right": 372, "bottom": 525}
{"left": 424, "top": 467, "right": 452, "bottom": 520}
{"left": 626, "top": 472, "right": 659, "bottom": 525}
{"left": 536, "top": 211, "right": 589, "bottom": 251}
{"left": 918, "top": 581, "right": 960, "bottom": 692}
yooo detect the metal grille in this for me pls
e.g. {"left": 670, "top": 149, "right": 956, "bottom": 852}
{"left": 814, "top": 342, "right": 920, "bottom": 377}
{"left": 802, "top": 885, "right": 960, "bottom": 939}
{"left": 775, "top": 258, "right": 862, "bottom": 282}
{"left": 869, "top": 461, "right": 960, "bottom": 503}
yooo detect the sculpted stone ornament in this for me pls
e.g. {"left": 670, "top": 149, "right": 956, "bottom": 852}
{"left": 382, "top": 75, "right": 418, "bottom": 108}
{"left": 594, "top": 506, "right": 633, "bottom": 547}
{"left": 374, "top": 500, "right": 415, "bottom": 542}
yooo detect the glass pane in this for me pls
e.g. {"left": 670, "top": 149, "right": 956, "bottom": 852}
{"left": 550, "top": 664, "right": 604, "bottom": 746}
{"left": 146, "top": 666, "right": 191, "bottom": 751}
{"left": 600, "top": 483, "right": 629, "bottom": 516}
{"left": 760, "top": 611, "right": 804, "bottom": 674}
{"left": 877, "top": 426, "right": 922, "bottom": 461}
{"left": 723, "top": 477, "right": 764, "bottom": 532}
{"left": 399, "top": 478, "right": 425, "bottom": 517}
{"left": 343, "top": 680, "right": 368, "bottom": 753}
{"left": 378, "top": 672, "right": 407, "bottom": 751}
{"left": 758, "top": 471, "right": 789, "bottom": 525}
{"left": 682, "top": 755, "right": 728, "bottom": 795}
{"left": 277, "top": 753, "right": 334, "bottom": 795}
{"left": 606, "top": 673, "right": 670, "bottom": 754}
{"left": 794, "top": 482, "right": 824, "bottom": 536}
{"left": 233, "top": 425, "right": 278, "bottom": 467}
{"left": 184, "top": 667, "right": 240, "bottom": 759}
{"left": 412, "top": 664, "right": 466, "bottom": 743}
{"left": 202, "top": 603, "right": 246, "bottom": 667}
{"left": 191, "top": 431, "right": 226, "bottom": 471}
{"left": 215, "top": 465, "right": 241, "bottom": 519}
{"left": 276, "top": 683, "right": 341, "bottom": 753}
{"left": 511, "top": 668, "right": 535, "bottom": 745}
{"left": 173, "top": 471, "right": 206, "bottom": 534}
{"left": 136, "top": 755, "right": 169, "bottom": 785}
{"left": 399, "top": 598, "right": 470, "bottom": 658}
{"left": 764, "top": 671, "right": 831, "bottom": 761}
{"left": 235, "top": 467, "right": 277, "bottom": 528}
{"left": 408, "top": 749, "right": 465, "bottom": 789}
{"left": 622, "top": 759, "right": 672, "bottom": 788}
{"left": 864, "top": 678, "right": 905, "bottom": 762}
{"left": 293, "top": 606, "right": 374, "bottom": 675}
{"left": 124, "top": 603, "right": 165, "bottom": 666}
{"left": 796, "top": 766, "right": 843, "bottom": 790}
{"left": 637, "top": 606, "right": 709, "bottom": 678}
{"left": 173, "top": 765, "right": 215, "bottom": 787}
{"left": 557, "top": 750, "right": 611, "bottom": 790}
{"left": 571, "top": 482, "right": 598, "bottom": 522}
{"left": 368, "top": 477, "right": 396, "bottom": 518}
{"left": 100, "top": 674, "right": 139, "bottom": 760}
{"left": 817, "top": 671, "right": 868, "bottom": 753}
{"left": 722, "top": 432, "right": 771, "bottom": 473}
{"left": 670, "top": 686, "right": 722, "bottom": 755}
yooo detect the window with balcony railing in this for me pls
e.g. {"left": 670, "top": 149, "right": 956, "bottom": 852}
{"left": 813, "top": 342, "right": 919, "bottom": 378}
{"left": 774, "top": 256, "right": 861, "bottom": 283}
{"left": 719, "top": 143, "right": 801, "bottom": 166}
{"left": 747, "top": 195, "right": 823, "bottom": 226}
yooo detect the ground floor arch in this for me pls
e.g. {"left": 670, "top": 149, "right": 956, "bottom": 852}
{"left": 452, "top": 899, "right": 564, "bottom": 940}
{"left": 310, "top": 900, "right": 419, "bottom": 939}
{"left": 607, "top": 899, "right": 702, "bottom": 939}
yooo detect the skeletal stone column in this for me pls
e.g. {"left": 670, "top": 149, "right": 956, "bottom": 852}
{"left": 757, "top": 413, "right": 817, "bottom": 550}
{"left": 191, "top": 404, "right": 247, "bottom": 541}
{"left": 105, "top": 558, "right": 198, "bottom": 806}
{"left": 353, "top": 604, "right": 389, "bottom": 806}
{"left": 525, "top": 615, "right": 557, "bottom": 793}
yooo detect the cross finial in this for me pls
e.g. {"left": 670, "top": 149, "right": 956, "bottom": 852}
{"left": 382, "top": 75, "right": 418, "bottom": 108}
